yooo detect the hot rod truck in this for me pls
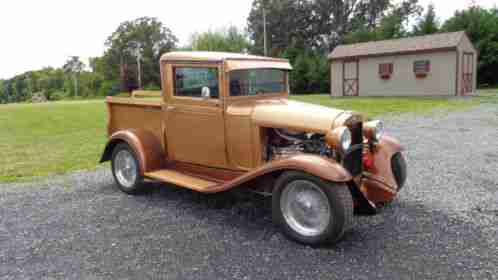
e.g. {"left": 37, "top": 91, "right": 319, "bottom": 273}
{"left": 100, "top": 52, "right": 407, "bottom": 245}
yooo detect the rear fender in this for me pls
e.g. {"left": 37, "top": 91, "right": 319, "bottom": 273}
{"left": 100, "top": 129, "right": 166, "bottom": 174}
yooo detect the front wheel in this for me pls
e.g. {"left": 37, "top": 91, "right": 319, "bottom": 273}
{"left": 272, "top": 171, "right": 353, "bottom": 245}
{"left": 111, "top": 143, "right": 145, "bottom": 194}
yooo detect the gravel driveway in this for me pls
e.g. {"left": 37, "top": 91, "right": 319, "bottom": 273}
{"left": 1, "top": 104, "right": 497, "bottom": 280}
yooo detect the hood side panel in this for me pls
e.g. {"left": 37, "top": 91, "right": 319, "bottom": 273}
{"left": 251, "top": 99, "right": 345, "bottom": 133}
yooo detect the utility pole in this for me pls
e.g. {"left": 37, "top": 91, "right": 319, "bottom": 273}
{"left": 129, "top": 41, "right": 143, "bottom": 89}
{"left": 64, "top": 56, "right": 83, "bottom": 97}
{"left": 136, "top": 53, "right": 142, "bottom": 90}
{"left": 263, "top": 6, "right": 267, "bottom": 56}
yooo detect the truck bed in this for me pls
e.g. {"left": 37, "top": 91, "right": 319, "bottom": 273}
{"left": 105, "top": 92, "right": 163, "bottom": 139}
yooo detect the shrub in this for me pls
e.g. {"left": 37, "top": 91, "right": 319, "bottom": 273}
{"left": 98, "top": 80, "right": 121, "bottom": 96}
{"left": 143, "top": 83, "right": 161, "bottom": 91}
{"left": 50, "top": 91, "right": 67, "bottom": 101}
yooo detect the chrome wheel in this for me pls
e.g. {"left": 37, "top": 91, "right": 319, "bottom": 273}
{"left": 280, "top": 180, "right": 331, "bottom": 237}
{"left": 113, "top": 149, "right": 137, "bottom": 189}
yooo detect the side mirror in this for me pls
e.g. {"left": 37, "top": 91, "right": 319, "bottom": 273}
{"left": 201, "top": 86, "right": 211, "bottom": 99}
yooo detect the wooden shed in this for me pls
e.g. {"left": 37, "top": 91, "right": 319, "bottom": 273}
{"left": 329, "top": 31, "right": 477, "bottom": 97}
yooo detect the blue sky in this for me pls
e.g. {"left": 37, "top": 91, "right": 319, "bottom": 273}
{"left": 0, "top": 0, "right": 496, "bottom": 79}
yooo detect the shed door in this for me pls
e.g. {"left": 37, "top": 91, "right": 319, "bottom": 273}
{"left": 461, "top": 52, "right": 474, "bottom": 95}
{"left": 343, "top": 60, "right": 359, "bottom": 96}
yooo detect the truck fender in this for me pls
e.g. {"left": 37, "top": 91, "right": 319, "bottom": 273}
{"left": 208, "top": 154, "right": 352, "bottom": 193}
{"left": 100, "top": 129, "right": 166, "bottom": 174}
{"left": 361, "top": 135, "right": 405, "bottom": 203}
{"left": 369, "top": 134, "right": 403, "bottom": 186}
{"left": 261, "top": 154, "right": 353, "bottom": 183}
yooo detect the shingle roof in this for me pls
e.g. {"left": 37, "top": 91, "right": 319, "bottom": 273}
{"left": 329, "top": 31, "right": 466, "bottom": 60}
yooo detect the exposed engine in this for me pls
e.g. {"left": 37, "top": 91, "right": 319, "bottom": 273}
{"left": 265, "top": 121, "right": 365, "bottom": 177}
{"left": 266, "top": 128, "right": 338, "bottom": 161}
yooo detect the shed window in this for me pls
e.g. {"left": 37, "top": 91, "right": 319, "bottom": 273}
{"left": 379, "top": 63, "right": 393, "bottom": 79}
{"left": 413, "top": 60, "right": 430, "bottom": 77}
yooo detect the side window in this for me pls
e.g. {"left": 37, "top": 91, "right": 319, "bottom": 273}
{"left": 173, "top": 67, "right": 219, "bottom": 98}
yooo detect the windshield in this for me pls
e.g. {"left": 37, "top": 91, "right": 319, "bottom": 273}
{"left": 229, "top": 69, "right": 287, "bottom": 96}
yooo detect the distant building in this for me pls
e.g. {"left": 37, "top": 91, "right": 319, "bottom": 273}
{"left": 328, "top": 31, "right": 477, "bottom": 97}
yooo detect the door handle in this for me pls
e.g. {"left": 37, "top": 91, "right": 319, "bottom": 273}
{"left": 166, "top": 105, "right": 176, "bottom": 111}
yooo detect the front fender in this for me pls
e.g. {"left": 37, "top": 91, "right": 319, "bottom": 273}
{"left": 263, "top": 154, "right": 353, "bottom": 182}
{"left": 207, "top": 154, "right": 352, "bottom": 193}
{"left": 100, "top": 129, "right": 166, "bottom": 174}
{"left": 362, "top": 135, "right": 404, "bottom": 203}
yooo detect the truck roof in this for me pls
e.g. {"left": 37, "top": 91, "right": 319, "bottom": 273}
{"left": 160, "top": 51, "right": 293, "bottom": 71}
{"left": 160, "top": 51, "right": 289, "bottom": 63}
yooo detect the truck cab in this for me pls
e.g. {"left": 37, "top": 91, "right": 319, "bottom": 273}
{"left": 159, "top": 52, "right": 292, "bottom": 170}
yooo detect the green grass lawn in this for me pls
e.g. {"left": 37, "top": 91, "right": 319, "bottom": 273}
{"left": 0, "top": 90, "right": 496, "bottom": 183}
{"left": 0, "top": 100, "right": 107, "bottom": 183}
{"left": 291, "top": 95, "right": 481, "bottom": 117}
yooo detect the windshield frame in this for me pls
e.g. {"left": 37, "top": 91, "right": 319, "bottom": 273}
{"left": 226, "top": 68, "right": 290, "bottom": 99}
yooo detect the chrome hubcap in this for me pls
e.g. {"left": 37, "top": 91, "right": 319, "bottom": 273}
{"left": 114, "top": 150, "right": 137, "bottom": 188}
{"left": 280, "top": 180, "right": 331, "bottom": 237}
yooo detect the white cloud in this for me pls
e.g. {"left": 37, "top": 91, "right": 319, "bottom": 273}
{"left": 0, "top": 0, "right": 496, "bottom": 79}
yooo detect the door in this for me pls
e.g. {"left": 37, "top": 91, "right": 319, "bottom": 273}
{"left": 343, "top": 60, "right": 359, "bottom": 96}
{"left": 461, "top": 52, "right": 474, "bottom": 95}
{"left": 165, "top": 65, "right": 227, "bottom": 168}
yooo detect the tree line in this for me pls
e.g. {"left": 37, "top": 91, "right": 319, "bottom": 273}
{"left": 1, "top": 2, "right": 497, "bottom": 103}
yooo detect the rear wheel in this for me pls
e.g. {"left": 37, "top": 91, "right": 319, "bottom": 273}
{"left": 111, "top": 143, "right": 145, "bottom": 194}
{"left": 272, "top": 171, "right": 353, "bottom": 245}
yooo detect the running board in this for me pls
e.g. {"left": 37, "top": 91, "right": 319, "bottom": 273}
{"left": 144, "top": 169, "right": 220, "bottom": 192}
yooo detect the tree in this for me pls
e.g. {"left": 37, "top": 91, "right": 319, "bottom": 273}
{"left": 248, "top": 0, "right": 314, "bottom": 55}
{"left": 63, "top": 56, "right": 85, "bottom": 97}
{"left": 189, "top": 26, "right": 251, "bottom": 53}
{"left": 0, "top": 80, "right": 5, "bottom": 104}
{"left": 344, "top": 0, "right": 423, "bottom": 43}
{"left": 413, "top": 3, "right": 439, "bottom": 35}
{"left": 89, "top": 57, "right": 105, "bottom": 75}
{"left": 248, "top": 0, "right": 421, "bottom": 51}
{"left": 277, "top": 47, "right": 330, "bottom": 94}
{"left": 310, "top": 0, "right": 400, "bottom": 50}
{"left": 247, "top": 0, "right": 421, "bottom": 93}
{"left": 442, "top": 7, "right": 498, "bottom": 86}
{"left": 104, "top": 17, "right": 177, "bottom": 92}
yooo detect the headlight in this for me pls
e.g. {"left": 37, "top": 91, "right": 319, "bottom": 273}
{"left": 325, "top": 126, "right": 352, "bottom": 153}
{"left": 340, "top": 128, "right": 352, "bottom": 151}
{"left": 364, "top": 120, "right": 384, "bottom": 141}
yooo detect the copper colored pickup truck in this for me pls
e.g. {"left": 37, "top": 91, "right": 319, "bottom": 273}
{"left": 100, "top": 52, "right": 407, "bottom": 245}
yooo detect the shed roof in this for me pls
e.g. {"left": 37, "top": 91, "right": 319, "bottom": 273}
{"left": 329, "top": 31, "right": 468, "bottom": 60}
